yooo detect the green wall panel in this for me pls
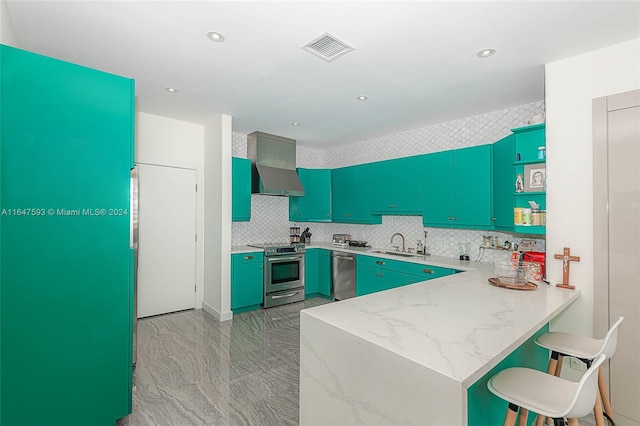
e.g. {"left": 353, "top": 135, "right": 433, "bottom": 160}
{"left": 1, "top": 45, "right": 133, "bottom": 425}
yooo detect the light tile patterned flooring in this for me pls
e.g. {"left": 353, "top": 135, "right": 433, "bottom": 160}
{"left": 117, "top": 297, "right": 331, "bottom": 425}
{"left": 117, "top": 297, "right": 602, "bottom": 426}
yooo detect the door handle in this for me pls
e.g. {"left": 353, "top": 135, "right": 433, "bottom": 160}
{"left": 268, "top": 256, "right": 302, "bottom": 262}
{"left": 271, "top": 291, "right": 300, "bottom": 299}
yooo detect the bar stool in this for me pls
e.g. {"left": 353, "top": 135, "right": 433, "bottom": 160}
{"left": 535, "top": 317, "right": 623, "bottom": 426}
{"left": 488, "top": 353, "right": 606, "bottom": 426}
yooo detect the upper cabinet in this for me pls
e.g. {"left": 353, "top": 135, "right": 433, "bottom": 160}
{"left": 289, "top": 168, "right": 332, "bottom": 222}
{"left": 371, "top": 156, "right": 422, "bottom": 215}
{"left": 232, "top": 157, "right": 251, "bottom": 222}
{"left": 422, "top": 144, "right": 493, "bottom": 229}
{"left": 493, "top": 124, "right": 546, "bottom": 235}
{"left": 332, "top": 163, "right": 382, "bottom": 224}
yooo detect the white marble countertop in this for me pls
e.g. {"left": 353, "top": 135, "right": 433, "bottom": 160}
{"left": 232, "top": 242, "right": 475, "bottom": 271}
{"left": 301, "top": 257, "right": 580, "bottom": 388}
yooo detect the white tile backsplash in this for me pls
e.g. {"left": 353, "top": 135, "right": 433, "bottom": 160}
{"left": 232, "top": 101, "right": 546, "bottom": 262}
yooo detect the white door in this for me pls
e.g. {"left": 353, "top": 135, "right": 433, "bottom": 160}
{"left": 137, "top": 164, "right": 197, "bottom": 318}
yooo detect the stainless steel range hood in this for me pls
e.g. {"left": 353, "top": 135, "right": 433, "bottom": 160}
{"left": 247, "top": 131, "right": 304, "bottom": 197}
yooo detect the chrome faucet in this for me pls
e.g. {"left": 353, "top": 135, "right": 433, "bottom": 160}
{"left": 390, "top": 233, "right": 406, "bottom": 253}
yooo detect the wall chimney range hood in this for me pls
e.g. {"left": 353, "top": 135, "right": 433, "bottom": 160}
{"left": 247, "top": 131, "right": 304, "bottom": 197}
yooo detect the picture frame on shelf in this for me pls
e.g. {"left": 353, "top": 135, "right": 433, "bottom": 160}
{"left": 524, "top": 164, "right": 546, "bottom": 192}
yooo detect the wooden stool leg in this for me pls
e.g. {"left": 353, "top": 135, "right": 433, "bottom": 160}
{"left": 594, "top": 387, "right": 606, "bottom": 426}
{"left": 517, "top": 408, "right": 529, "bottom": 426}
{"left": 555, "top": 355, "right": 564, "bottom": 377}
{"left": 534, "top": 414, "right": 545, "bottom": 426}
{"left": 598, "top": 366, "right": 615, "bottom": 421}
{"left": 544, "top": 352, "right": 563, "bottom": 425}
{"left": 567, "top": 418, "right": 579, "bottom": 426}
{"left": 504, "top": 403, "right": 519, "bottom": 426}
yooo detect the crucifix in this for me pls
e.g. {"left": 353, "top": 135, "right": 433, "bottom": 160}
{"left": 554, "top": 247, "right": 580, "bottom": 290}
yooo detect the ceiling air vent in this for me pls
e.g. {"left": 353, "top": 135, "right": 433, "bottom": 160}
{"left": 302, "top": 32, "right": 354, "bottom": 62}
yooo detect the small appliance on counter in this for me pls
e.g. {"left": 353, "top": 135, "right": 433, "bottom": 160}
{"left": 348, "top": 240, "right": 369, "bottom": 248}
{"left": 332, "top": 234, "right": 351, "bottom": 247}
{"left": 247, "top": 242, "right": 306, "bottom": 308}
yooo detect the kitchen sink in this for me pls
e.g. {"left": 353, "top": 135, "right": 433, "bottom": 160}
{"left": 370, "top": 250, "right": 424, "bottom": 258}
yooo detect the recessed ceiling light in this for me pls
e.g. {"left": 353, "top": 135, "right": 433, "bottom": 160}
{"left": 477, "top": 48, "right": 496, "bottom": 58}
{"left": 292, "top": 122, "right": 300, "bottom": 126}
{"left": 165, "top": 87, "right": 178, "bottom": 93}
{"left": 207, "top": 31, "right": 225, "bottom": 42}
{"left": 356, "top": 95, "right": 368, "bottom": 101}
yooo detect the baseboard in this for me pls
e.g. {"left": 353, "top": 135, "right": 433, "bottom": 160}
{"left": 202, "top": 301, "right": 233, "bottom": 322}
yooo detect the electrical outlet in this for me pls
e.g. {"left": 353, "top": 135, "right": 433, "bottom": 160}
{"left": 569, "top": 357, "right": 585, "bottom": 372}
{"left": 436, "top": 238, "right": 446, "bottom": 248}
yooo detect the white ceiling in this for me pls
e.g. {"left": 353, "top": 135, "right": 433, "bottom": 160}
{"left": 6, "top": 1, "right": 640, "bottom": 148}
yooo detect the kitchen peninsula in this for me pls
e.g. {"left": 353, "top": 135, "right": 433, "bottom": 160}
{"left": 299, "top": 253, "right": 580, "bottom": 426}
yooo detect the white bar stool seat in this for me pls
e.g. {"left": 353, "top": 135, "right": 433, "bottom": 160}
{"left": 488, "top": 354, "right": 606, "bottom": 426}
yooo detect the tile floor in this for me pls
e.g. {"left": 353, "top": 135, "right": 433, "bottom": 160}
{"left": 117, "top": 297, "right": 601, "bottom": 426}
{"left": 117, "top": 297, "right": 331, "bottom": 425}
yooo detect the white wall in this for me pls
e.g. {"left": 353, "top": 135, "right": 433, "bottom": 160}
{"left": 545, "top": 38, "right": 640, "bottom": 338}
{"left": 135, "top": 112, "right": 205, "bottom": 309}
{"left": 203, "top": 114, "right": 233, "bottom": 321}
{"left": 1, "top": 0, "right": 17, "bottom": 46}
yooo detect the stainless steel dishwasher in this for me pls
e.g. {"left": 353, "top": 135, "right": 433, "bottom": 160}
{"left": 331, "top": 251, "right": 356, "bottom": 300}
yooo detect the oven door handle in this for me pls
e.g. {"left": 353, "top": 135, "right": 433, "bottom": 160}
{"left": 271, "top": 291, "right": 300, "bottom": 299}
{"left": 267, "top": 256, "right": 302, "bottom": 262}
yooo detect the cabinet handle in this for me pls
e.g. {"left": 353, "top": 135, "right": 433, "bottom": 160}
{"left": 491, "top": 217, "right": 496, "bottom": 221}
{"left": 376, "top": 261, "right": 385, "bottom": 265}
{"left": 389, "top": 204, "right": 393, "bottom": 208}
{"left": 453, "top": 216, "right": 457, "bottom": 221}
{"left": 422, "top": 269, "right": 434, "bottom": 274}
{"left": 244, "top": 255, "right": 254, "bottom": 260}
{"left": 260, "top": 265, "right": 263, "bottom": 269}
{"left": 448, "top": 216, "right": 452, "bottom": 220}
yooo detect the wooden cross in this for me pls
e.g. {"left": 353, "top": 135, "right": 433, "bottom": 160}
{"left": 554, "top": 247, "right": 580, "bottom": 290}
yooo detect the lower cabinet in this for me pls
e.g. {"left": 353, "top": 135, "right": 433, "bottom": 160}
{"left": 231, "top": 252, "right": 264, "bottom": 312}
{"left": 356, "top": 255, "right": 460, "bottom": 296}
{"left": 305, "top": 249, "right": 332, "bottom": 298}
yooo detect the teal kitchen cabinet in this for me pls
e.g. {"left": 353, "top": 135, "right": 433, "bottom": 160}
{"left": 289, "top": 168, "right": 331, "bottom": 222}
{"left": 304, "top": 248, "right": 332, "bottom": 298}
{"left": 305, "top": 249, "right": 320, "bottom": 295}
{"left": 232, "top": 157, "right": 252, "bottom": 222}
{"left": 493, "top": 134, "right": 516, "bottom": 231}
{"left": 371, "top": 156, "right": 422, "bottom": 215}
{"left": 332, "top": 164, "right": 382, "bottom": 224}
{"left": 1, "top": 45, "right": 134, "bottom": 424}
{"left": 231, "top": 252, "right": 264, "bottom": 312}
{"left": 317, "top": 249, "right": 332, "bottom": 297}
{"left": 356, "top": 263, "right": 382, "bottom": 296}
{"left": 409, "top": 263, "right": 459, "bottom": 283}
{"left": 356, "top": 255, "right": 412, "bottom": 295}
{"left": 422, "top": 145, "right": 493, "bottom": 229}
{"left": 492, "top": 124, "right": 546, "bottom": 235}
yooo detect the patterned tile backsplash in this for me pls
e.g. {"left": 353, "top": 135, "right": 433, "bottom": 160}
{"left": 232, "top": 101, "right": 546, "bottom": 263}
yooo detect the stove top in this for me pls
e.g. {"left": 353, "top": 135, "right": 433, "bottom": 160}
{"left": 248, "top": 242, "right": 295, "bottom": 249}
{"left": 247, "top": 242, "right": 306, "bottom": 255}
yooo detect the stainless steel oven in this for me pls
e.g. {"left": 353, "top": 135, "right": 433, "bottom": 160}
{"left": 248, "top": 243, "right": 306, "bottom": 308}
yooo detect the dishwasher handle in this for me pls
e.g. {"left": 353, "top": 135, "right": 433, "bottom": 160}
{"left": 332, "top": 253, "right": 354, "bottom": 261}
